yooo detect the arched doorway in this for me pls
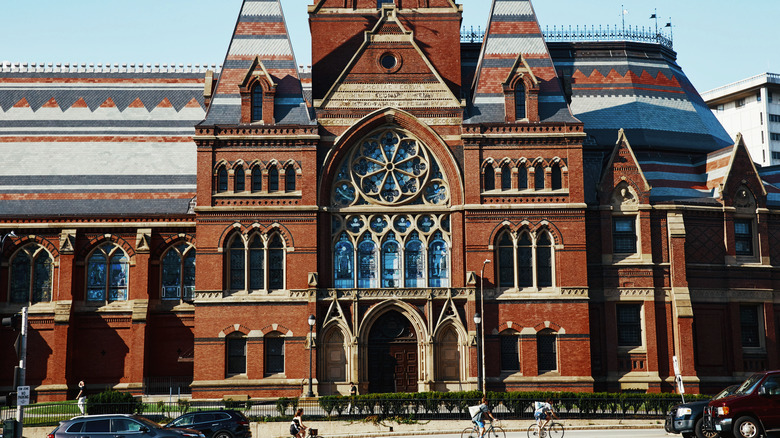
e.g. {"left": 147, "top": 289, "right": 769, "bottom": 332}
{"left": 367, "top": 310, "right": 418, "bottom": 393}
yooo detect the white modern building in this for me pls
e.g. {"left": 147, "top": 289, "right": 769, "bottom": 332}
{"left": 703, "top": 73, "right": 780, "bottom": 166}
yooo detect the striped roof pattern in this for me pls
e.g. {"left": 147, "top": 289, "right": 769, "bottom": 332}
{"left": 202, "top": 0, "right": 311, "bottom": 125}
{"left": 633, "top": 146, "right": 733, "bottom": 202}
{"left": 467, "top": 0, "right": 577, "bottom": 124}
{"left": 551, "top": 44, "right": 734, "bottom": 152}
{"left": 0, "top": 72, "right": 204, "bottom": 217}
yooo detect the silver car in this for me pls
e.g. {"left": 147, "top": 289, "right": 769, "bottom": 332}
{"left": 50, "top": 414, "right": 204, "bottom": 438}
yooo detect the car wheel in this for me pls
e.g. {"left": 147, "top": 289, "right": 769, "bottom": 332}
{"left": 733, "top": 416, "right": 761, "bottom": 438}
{"left": 695, "top": 417, "right": 719, "bottom": 438}
{"left": 213, "top": 431, "right": 233, "bottom": 438}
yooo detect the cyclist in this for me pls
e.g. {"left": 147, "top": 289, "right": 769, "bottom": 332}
{"left": 534, "top": 398, "right": 557, "bottom": 436}
{"left": 472, "top": 396, "right": 496, "bottom": 438}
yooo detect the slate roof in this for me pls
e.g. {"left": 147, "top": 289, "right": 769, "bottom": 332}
{"left": 467, "top": 0, "right": 578, "bottom": 124}
{"left": 633, "top": 146, "right": 732, "bottom": 202}
{"left": 201, "top": 0, "right": 311, "bottom": 126}
{"left": 0, "top": 66, "right": 205, "bottom": 218}
{"left": 548, "top": 41, "right": 734, "bottom": 153}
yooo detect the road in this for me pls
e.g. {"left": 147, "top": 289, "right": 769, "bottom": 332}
{"left": 372, "top": 430, "right": 670, "bottom": 438}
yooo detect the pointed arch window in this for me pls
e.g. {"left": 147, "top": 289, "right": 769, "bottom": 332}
{"left": 518, "top": 165, "right": 528, "bottom": 190}
{"left": 496, "top": 231, "right": 556, "bottom": 291}
{"left": 334, "top": 234, "right": 355, "bottom": 289}
{"left": 428, "top": 231, "right": 449, "bottom": 287}
{"left": 515, "top": 82, "right": 526, "bottom": 120}
{"left": 484, "top": 165, "right": 495, "bottom": 191}
{"left": 252, "top": 84, "right": 263, "bottom": 122}
{"left": 497, "top": 232, "right": 515, "bottom": 288}
{"left": 357, "top": 235, "right": 378, "bottom": 288}
{"left": 235, "top": 167, "right": 245, "bottom": 192}
{"left": 551, "top": 164, "right": 562, "bottom": 190}
{"left": 161, "top": 243, "right": 195, "bottom": 300}
{"left": 285, "top": 166, "right": 296, "bottom": 192}
{"left": 268, "top": 234, "right": 285, "bottom": 290}
{"left": 10, "top": 245, "right": 53, "bottom": 304}
{"left": 248, "top": 235, "right": 264, "bottom": 290}
{"left": 501, "top": 163, "right": 512, "bottom": 190}
{"left": 227, "top": 233, "right": 286, "bottom": 292}
{"left": 324, "top": 329, "right": 347, "bottom": 382}
{"left": 404, "top": 232, "right": 424, "bottom": 288}
{"left": 268, "top": 166, "right": 279, "bottom": 192}
{"left": 87, "top": 243, "right": 128, "bottom": 302}
{"left": 251, "top": 166, "right": 263, "bottom": 192}
{"left": 534, "top": 164, "right": 545, "bottom": 190}
{"left": 217, "top": 166, "right": 228, "bottom": 193}
{"left": 381, "top": 233, "right": 401, "bottom": 288}
{"left": 537, "top": 329, "right": 558, "bottom": 373}
{"left": 229, "top": 236, "right": 245, "bottom": 290}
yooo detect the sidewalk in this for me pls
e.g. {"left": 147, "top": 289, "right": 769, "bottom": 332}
{"left": 18, "top": 419, "right": 666, "bottom": 438}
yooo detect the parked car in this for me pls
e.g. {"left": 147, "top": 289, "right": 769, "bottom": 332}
{"left": 665, "top": 385, "right": 738, "bottom": 438}
{"left": 165, "top": 410, "right": 251, "bottom": 438}
{"left": 49, "top": 414, "right": 204, "bottom": 438}
{"left": 704, "top": 370, "right": 780, "bottom": 438}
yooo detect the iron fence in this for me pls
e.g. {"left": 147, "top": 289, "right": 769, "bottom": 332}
{"left": 0, "top": 395, "right": 683, "bottom": 428}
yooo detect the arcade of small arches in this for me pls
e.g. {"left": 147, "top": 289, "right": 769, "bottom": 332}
{"left": 214, "top": 160, "right": 301, "bottom": 195}
{"left": 482, "top": 157, "right": 568, "bottom": 192}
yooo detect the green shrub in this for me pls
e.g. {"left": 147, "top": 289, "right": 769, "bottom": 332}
{"left": 86, "top": 390, "right": 142, "bottom": 415}
{"left": 275, "top": 397, "right": 299, "bottom": 416}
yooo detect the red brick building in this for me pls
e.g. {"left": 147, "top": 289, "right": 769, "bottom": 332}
{"left": 0, "top": 0, "right": 772, "bottom": 400}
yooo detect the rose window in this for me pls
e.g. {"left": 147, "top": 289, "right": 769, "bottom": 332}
{"left": 332, "top": 128, "right": 449, "bottom": 207}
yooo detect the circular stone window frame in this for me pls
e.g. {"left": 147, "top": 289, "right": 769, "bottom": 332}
{"left": 377, "top": 51, "right": 403, "bottom": 74}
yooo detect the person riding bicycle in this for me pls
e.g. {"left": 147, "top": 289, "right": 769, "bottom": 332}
{"left": 534, "top": 398, "right": 557, "bottom": 436}
{"left": 472, "top": 396, "right": 496, "bottom": 438}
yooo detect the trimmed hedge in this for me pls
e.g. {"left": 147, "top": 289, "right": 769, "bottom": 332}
{"left": 317, "top": 390, "right": 707, "bottom": 419}
{"left": 86, "top": 390, "right": 142, "bottom": 415}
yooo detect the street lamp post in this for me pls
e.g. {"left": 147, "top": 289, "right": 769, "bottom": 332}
{"left": 479, "top": 259, "right": 491, "bottom": 395}
{"left": 306, "top": 314, "right": 316, "bottom": 398}
{"left": 473, "top": 313, "right": 482, "bottom": 393}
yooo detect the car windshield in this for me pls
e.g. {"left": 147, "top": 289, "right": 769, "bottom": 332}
{"left": 733, "top": 374, "right": 764, "bottom": 396}
{"left": 713, "top": 385, "right": 739, "bottom": 400}
{"left": 133, "top": 417, "right": 162, "bottom": 429}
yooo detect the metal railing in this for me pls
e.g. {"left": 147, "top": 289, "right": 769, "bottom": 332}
{"left": 460, "top": 25, "right": 674, "bottom": 49}
{"left": 0, "top": 396, "right": 687, "bottom": 427}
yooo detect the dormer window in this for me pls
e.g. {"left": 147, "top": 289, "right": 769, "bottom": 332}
{"left": 252, "top": 85, "right": 263, "bottom": 122}
{"left": 515, "top": 83, "right": 526, "bottom": 120}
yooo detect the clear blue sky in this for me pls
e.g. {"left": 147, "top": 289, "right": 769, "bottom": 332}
{"left": 1, "top": 0, "right": 776, "bottom": 93}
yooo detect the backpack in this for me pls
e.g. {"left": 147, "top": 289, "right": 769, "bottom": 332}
{"left": 290, "top": 420, "right": 299, "bottom": 436}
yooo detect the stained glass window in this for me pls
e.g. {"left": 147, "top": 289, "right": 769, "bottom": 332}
{"left": 381, "top": 233, "right": 401, "bottom": 288}
{"left": 497, "top": 232, "right": 515, "bottom": 288}
{"left": 162, "top": 243, "right": 195, "bottom": 300}
{"left": 235, "top": 167, "right": 245, "bottom": 192}
{"left": 334, "top": 233, "right": 354, "bottom": 289}
{"left": 517, "top": 234, "right": 533, "bottom": 288}
{"left": 87, "top": 243, "right": 128, "bottom": 302}
{"left": 357, "top": 235, "right": 378, "bottom": 288}
{"left": 536, "top": 233, "right": 553, "bottom": 288}
{"left": 428, "top": 232, "right": 448, "bottom": 287}
{"left": 229, "top": 237, "right": 245, "bottom": 290}
{"left": 249, "top": 235, "right": 264, "bottom": 290}
{"left": 404, "top": 233, "right": 424, "bottom": 288}
{"left": 10, "top": 252, "right": 31, "bottom": 303}
{"left": 268, "top": 234, "right": 284, "bottom": 290}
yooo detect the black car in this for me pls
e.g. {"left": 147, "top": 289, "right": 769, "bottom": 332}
{"left": 50, "top": 414, "right": 204, "bottom": 438}
{"left": 166, "top": 410, "right": 251, "bottom": 438}
{"left": 665, "top": 385, "right": 739, "bottom": 438}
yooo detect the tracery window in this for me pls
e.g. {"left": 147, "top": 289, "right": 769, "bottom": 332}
{"left": 10, "top": 245, "right": 53, "bottom": 304}
{"left": 87, "top": 243, "right": 129, "bottom": 302}
{"left": 161, "top": 243, "right": 195, "bottom": 300}
{"left": 495, "top": 229, "right": 555, "bottom": 290}
{"left": 333, "top": 214, "right": 450, "bottom": 289}
{"left": 227, "top": 233, "right": 285, "bottom": 292}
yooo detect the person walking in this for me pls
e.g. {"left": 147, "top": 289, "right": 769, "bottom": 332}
{"left": 76, "top": 381, "right": 86, "bottom": 415}
{"left": 347, "top": 382, "right": 357, "bottom": 415}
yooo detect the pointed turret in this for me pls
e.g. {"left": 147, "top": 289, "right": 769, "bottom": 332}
{"left": 202, "top": 0, "right": 310, "bottom": 126}
{"left": 468, "top": 0, "right": 576, "bottom": 124}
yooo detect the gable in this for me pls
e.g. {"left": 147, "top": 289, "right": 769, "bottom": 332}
{"left": 317, "top": 6, "right": 461, "bottom": 111}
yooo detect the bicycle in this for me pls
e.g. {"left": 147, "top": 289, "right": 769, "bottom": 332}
{"left": 526, "top": 420, "right": 564, "bottom": 438}
{"left": 461, "top": 420, "right": 505, "bottom": 438}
